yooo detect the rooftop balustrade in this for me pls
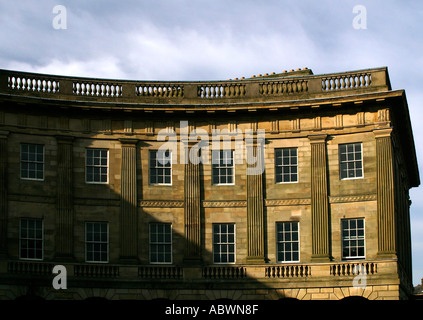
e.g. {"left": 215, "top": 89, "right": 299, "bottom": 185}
{"left": 0, "top": 67, "right": 391, "bottom": 107}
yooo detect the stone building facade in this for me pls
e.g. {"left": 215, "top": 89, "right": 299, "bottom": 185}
{"left": 0, "top": 66, "right": 419, "bottom": 300}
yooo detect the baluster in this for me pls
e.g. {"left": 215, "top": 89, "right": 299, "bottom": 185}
{"left": 274, "top": 82, "right": 280, "bottom": 94}
{"left": 222, "top": 85, "right": 227, "bottom": 97}
{"left": 351, "top": 75, "right": 356, "bottom": 88}
{"left": 261, "top": 83, "right": 267, "bottom": 95}
{"left": 330, "top": 78, "right": 335, "bottom": 90}
{"left": 227, "top": 84, "right": 232, "bottom": 97}
{"left": 296, "top": 81, "right": 301, "bottom": 93}
{"left": 234, "top": 84, "right": 239, "bottom": 96}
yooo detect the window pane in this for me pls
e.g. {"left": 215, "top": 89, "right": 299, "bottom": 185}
{"left": 213, "top": 223, "right": 235, "bottom": 263}
{"left": 86, "top": 149, "right": 108, "bottom": 183}
{"left": 339, "top": 143, "right": 363, "bottom": 179}
{"left": 20, "top": 219, "right": 43, "bottom": 260}
{"left": 275, "top": 148, "right": 298, "bottom": 183}
{"left": 212, "top": 150, "right": 234, "bottom": 185}
{"left": 342, "top": 218, "right": 365, "bottom": 259}
{"left": 85, "top": 222, "right": 108, "bottom": 262}
{"left": 276, "top": 222, "right": 299, "bottom": 262}
{"left": 149, "top": 223, "right": 172, "bottom": 263}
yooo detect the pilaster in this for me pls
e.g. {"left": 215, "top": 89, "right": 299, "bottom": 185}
{"left": 183, "top": 141, "right": 202, "bottom": 263}
{"left": 55, "top": 136, "right": 74, "bottom": 259}
{"left": 373, "top": 128, "right": 396, "bottom": 258}
{"left": 0, "top": 131, "right": 9, "bottom": 257}
{"left": 119, "top": 139, "right": 138, "bottom": 262}
{"left": 308, "top": 134, "right": 330, "bottom": 261}
{"left": 246, "top": 137, "right": 265, "bottom": 263}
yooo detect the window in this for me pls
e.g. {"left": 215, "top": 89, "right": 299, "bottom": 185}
{"left": 20, "top": 144, "right": 44, "bottom": 180}
{"left": 339, "top": 143, "right": 363, "bottom": 179}
{"left": 212, "top": 150, "right": 234, "bottom": 185}
{"left": 85, "top": 222, "right": 109, "bottom": 262}
{"left": 275, "top": 148, "right": 298, "bottom": 183}
{"left": 213, "top": 223, "right": 235, "bottom": 264}
{"left": 20, "top": 219, "right": 43, "bottom": 260}
{"left": 86, "top": 149, "right": 108, "bottom": 183}
{"left": 149, "top": 223, "right": 172, "bottom": 264}
{"left": 342, "top": 218, "right": 365, "bottom": 259}
{"left": 276, "top": 222, "right": 299, "bottom": 262}
{"left": 149, "top": 150, "right": 172, "bottom": 185}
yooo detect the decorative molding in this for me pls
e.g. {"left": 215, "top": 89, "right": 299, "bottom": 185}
{"left": 329, "top": 194, "right": 377, "bottom": 203}
{"left": 291, "top": 118, "right": 300, "bottom": 132}
{"left": 202, "top": 200, "right": 246, "bottom": 208}
{"left": 124, "top": 120, "right": 133, "bottom": 135}
{"left": 145, "top": 121, "right": 154, "bottom": 135}
{"left": 335, "top": 114, "right": 343, "bottom": 129}
{"left": 265, "top": 199, "right": 311, "bottom": 206}
{"left": 357, "top": 112, "right": 365, "bottom": 126}
{"left": 139, "top": 200, "right": 184, "bottom": 208}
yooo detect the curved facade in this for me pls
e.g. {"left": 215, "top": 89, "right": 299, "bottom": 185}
{"left": 0, "top": 67, "right": 419, "bottom": 300}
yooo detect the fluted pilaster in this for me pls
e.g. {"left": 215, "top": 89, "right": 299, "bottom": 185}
{"left": 309, "top": 134, "right": 330, "bottom": 261}
{"left": 0, "top": 131, "right": 8, "bottom": 257}
{"left": 120, "top": 139, "right": 138, "bottom": 261}
{"left": 184, "top": 142, "right": 202, "bottom": 262}
{"left": 246, "top": 138, "right": 265, "bottom": 262}
{"left": 56, "top": 136, "right": 74, "bottom": 259}
{"left": 374, "top": 128, "right": 396, "bottom": 257}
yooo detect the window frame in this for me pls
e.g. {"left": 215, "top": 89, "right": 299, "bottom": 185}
{"left": 212, "top": 223, "right": 236, "bottom": 264}
{"left": 85, "top": 148, "right": 109, "bottom": 184}
{"left": 274, "top": 147, "right": 298, "bottom": 184}
{"left": 211, "top": 149, "right": 235, "bottom": 186}
{"left": 19, "top": 218, "right": 44, "bottom": 261}
{"left": 20, "top": 143, "right": 45, "bottom": 181}
{"left": 339, "top": 143, "right": 364, "bottom": 180}
{"left": 85, "top": 222, "right": 109, "bottom": 263}
{"left": 341, "top": 218, "right": 365, "bottom": 260}
{"left": 276, "top": 221, "right": 300, "bottom": 263}
{"left": 149, "top": 223, "right": 173, "bottom": 264}
{"left": 149, "top": 150, "right": 172, "bottom": 186}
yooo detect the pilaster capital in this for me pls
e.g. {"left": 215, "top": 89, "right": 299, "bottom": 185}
{"left": 308, "top": 133, "right": 328, "bottom": 144}
{"left": 372, "top": 127, "right": 393, "bottom": 139}
{"left": 119, "top": 138, "right": 138, "bottom": 146}
{"left": 56, "top": 135, "right": 74, "bottom": 144}
{"left": 0, "top": 130, "right": 9, "bottom": 138}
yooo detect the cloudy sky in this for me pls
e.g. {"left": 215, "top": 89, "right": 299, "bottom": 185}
{"left": 1, "top": 0, "right": 423, "bottom": 285}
